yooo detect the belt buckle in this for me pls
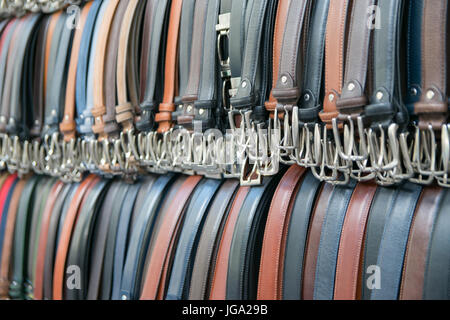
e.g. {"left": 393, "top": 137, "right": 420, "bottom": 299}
{"left": 436, "top": 124, "right": 450, "bottom": 187}
{"left": 409, "top": 124, "right": 439, "bottom": 185}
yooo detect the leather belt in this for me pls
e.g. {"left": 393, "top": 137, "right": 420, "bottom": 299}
{"left": 153, "top": 0, "right": 182, "bottom": 133}
{"left": 334, "top": 182, "right": 377, "bottom": 300}
{"left": 60, "top": 2, "right": 93, "bottom": 144}
{"left": 120, "top": 174, "right": 176, "bottom": 300}
{"left": 370, "top": 183, "right": 422, "bottom": 300}
{"left": 9, "top": 175, "right": 41, "bottom": 299}
{"left": 140, "top": 175, "right": 202, "bottom": 300}
{"left": 265, "top": 0, "right": 290, "bottom": 118}
{"left": 85, "top": 181, "right": 120, "bottom": 300}
{"left": 52, "top": 174, "right": 98, "bottom": 300}
{"left": 188, "top": 179, "right": 239, "bottom": 300}
{"left": 65, "top": 179, "right": 110, "bottom": 300}
{"left": 258, "top": 165, "right": 307, "bottom": 300}
{"left": 400, "top": 186, "right": 443, "bottom": 300}
{"left": 110, "top": 182, "right": 142, "bottom": 300}
{"left": 301, "top": 183, "right": 334, "bottom": 300}
{"left": 404, "top": 0, "right": 423, "bottom": 115}
{"left": 423, "top": 189, "right": 450, "bottom": 299}
{"left": 99, "top": 181, "right": 133, "bottom": 300}
{"left": 166, "top": 179, "right": 222, "bottom": 300}
{"left": 226, "top": 173, "right": 282, "bottom": 300}
{"left": 319, "top": 0, "right": 350, "bottom": 128}
{"left": 209, "top": 185, "right": 250, "bottom": 300}
{"left": 178, "top": 0, "right": 209, "bottom": 129}
{"left": 43, "top": 182, "right": 77, "bottom": 300}
{"left": 26, "top": 178, "right": 55, "bottom": 300}
{"left": 282, "top": 171, "right": 322, "bottom": 300}
{"left": 136, "top": 0, "right": 170, "bottom": 132}
{"left": 361, "top": 186, "right": 398, "bottom": 300}
{"left": 33, "top": 181, "right": 64, "bottom": 300}
{"left": 0, "top": 175, "right": 23, "bottom": 299}
{"left": 314, "top": 180, "right": 356, "bottom": 300}
{"left": 414, "top": 0, "right": 448, "bottom": 130}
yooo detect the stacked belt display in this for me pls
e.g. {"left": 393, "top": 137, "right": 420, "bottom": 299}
{"left": 0, "top": 0, "right": 448, "bottom": 188}
{"left": 0, "top": 168, "right": 448, "bottom": 300}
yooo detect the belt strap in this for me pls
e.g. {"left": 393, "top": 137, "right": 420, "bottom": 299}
{"left": 229, "top": 0, "right": 271, "bottom": 113}
{"left": 265, "top": 0, "right": 290, "bottom": 117}
{"left": 75, "top": 0, "right": 102, "bottom": 135}
{"left": 334, "top": 182, "right": 377, "bottom": 300}
{"left": 171, "top": 0, "right": 196, "bottom": 125}
{"left": 296, "top": 0, "right": 330, "bottom": 125}
{"left": 0, "top": 19, "right": 18, "bottom": 128}
{"left": 188, "top": 179, "right": 238, "bottom": 299}
{"left": 361, "top": 187, "right": 398, "bottom": 299}
{"left": 8, "top": 175, "right": 40, "bottom": 300}
{"left": 101, "top": 0, "right": 129, "bottom": 137}
{"left": 271, "top": 0, "right": 308, "bottom": 109}
{"left": 120, "top": 174, "right": 176, "bottom": 300}
{"left": 414, "top": 0, "right": 449, "bottom": 130}
{"left": 319, "top": 0, "right": 350, "bottom": 127}
{"left": 26, "top": 178, "right": 55, "bottom": 300}
{"left": 209, "top": 185, "right": 249, "bottom": 300}
{"left": 0, "top": 177, "right": 23, "bottom": 299}
{"left": 400, "top": 186, "right": 443, "bottom": 300}
{"left": 335, "top": 0, "right": 375, "bottom": 119}
{"left": 0, "top": 174, "right": 16, "bottom": 258}
{"left": 178, "top": 0, "right": 208, "bottom": 128}
{"left": 371, "top": 183, "right": 422, "bottom": 300}
{"left": 155, "top": 0, "right": 183, "bottom": 133}
{"left": 52, "top": 174, "right": 98, "bottom": 300}
{"left": 0, "top": 18, "right": 24, "bottom": 134}
{"left": 193, "top": 0, "right": 221, "bottom": 131}
{"left": 136, "top": 0, "right": 170, "bottom": 132}
{"left": 282, "top": 171, "right": 322, "bottom": 300}
{"left": 30, "top": 17, "right": 50, "bottom": 139}
{"left": 258, "top": 165, "right": 306, "bottom": 300}
{"left": 42, "top": 12, "right": 74, "bottom": 139}
{"left": 365, "top": 0, "right": 408, "bottom": 130}
{"left": 98, "top": 182, "right": 131, "bottom": 300}
{"left": 85, "top": 181, "right": 119, "bottom": 300}
{"left": 8, "top": 14, "right": 42, "bottom": 140}
{"left": 0, "top": 174, "right": 17, "bottom": 258}
{"left": 33, "top": 181, "right": 64, "bottom": 300}
{"left": 166, "top": 179, "right": 222, "bottom": 300}
{"left": 60, "top": 2, "right": 93, "bottom": 142}
{"left": 43, "top": 183, "right": 76, "bottom": 300}
{"left": 226, "top": 174, "right": 281, "bottom": 300}
{"left": 140, "top": 175, "right": 202, "bottom": 300}
{"left": 423, "top": 189, "right": 450, "bottom": 299}
{"left": 90, "top": 0, "right": 123, "bottom": 138}
{"left": 110, "top": 183, "right": 142, "bottom": 300}
{"left": 65, "top": 179, "right": 110, "bottom": 300}
{"left": 404, "top": 0, "right": 423, "bottom": 115}
{"left": 301, "top": 183, "right": 334, "bottom": 300}
{"left": 77, "top": 1, "right": 108, "bottom": 137}
{"left": 313, "top": 180, "right": 356, "bottom": 300}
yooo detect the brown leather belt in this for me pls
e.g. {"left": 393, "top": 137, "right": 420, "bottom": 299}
{"left": 319, "top": 0, "right": 350, "bottom": 128}
{"left": 140, "top": 175, "right": 202, "bottom": 300}
{"left": 400, "top": 186, "right": 443, "bottom": 300}
{"left": 257, "top": 165, "right": 306, "bottom": 300}
{"left": 334, "top": 182, "right": 377, "bottom": 300}
{"left": 414, "top": 0, "right": 448, "bottom": 130}
{"left": 264, "top": 0, "right": 290, "bottom": 118}
{"left": 209, "top": 185, "right": 250, "bottom": 300}
{"left": 302, "top": 182, "right": 334, "bottom": 300}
